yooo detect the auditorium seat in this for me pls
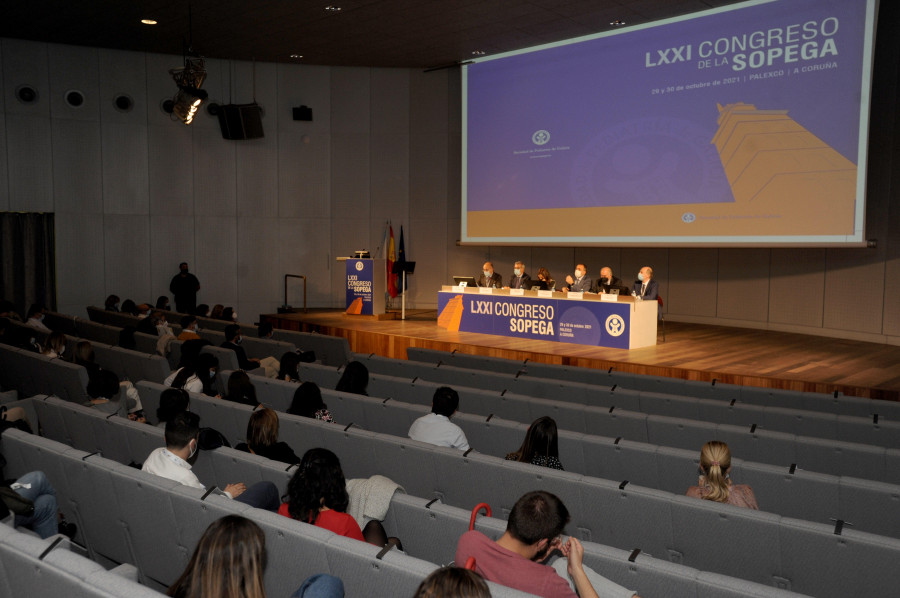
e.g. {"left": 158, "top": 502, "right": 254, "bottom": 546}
{"left": 271, "top": 329, "right": 352, "bottom": 366}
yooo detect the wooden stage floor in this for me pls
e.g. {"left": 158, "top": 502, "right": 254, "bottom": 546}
{"left": 262, "top": 309, "right": 900, "bottom": 402}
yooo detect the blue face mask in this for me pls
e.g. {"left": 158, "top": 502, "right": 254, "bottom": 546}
{"left": 514, "top": 268, "right": 522, "bottom": 276}
{"left": 638, "top": 272, "right": 645, "bottom": 281}
{"left": 209, "top": 370, "right": 216, "bottom": 379}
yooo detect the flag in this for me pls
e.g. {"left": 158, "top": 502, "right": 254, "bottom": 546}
{"left": 387, "top": 225, "right": 398, "bottom": 298}
{"left": 398, "top": 225, "right": 408, "bottom": 292}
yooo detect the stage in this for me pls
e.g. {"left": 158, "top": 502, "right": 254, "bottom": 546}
{"left": 261, "top": 309, "right": 900, "bottom": 402}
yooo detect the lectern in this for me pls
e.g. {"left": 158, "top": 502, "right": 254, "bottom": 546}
{"left": 344, "top": 258, "right": 385, "bottom": 315}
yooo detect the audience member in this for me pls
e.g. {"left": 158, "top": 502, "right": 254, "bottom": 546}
{"left": 535, "top": 267, "right": 555, "bottom": 291}
{"left": 178, "top": 315, "right": 201, "bottom": 340}
{"left": 633, "top": 266, "right": 658, "bottom": 300}
{"left": 118, "top": 327, "right": 137, "bottom": 350}
{"left": 686, "top": 441, "right": 758, "bottom": 509}
{"left": 26, "top": 304, "right": 51, "bottom": 332}
{"left": 335, "top": 361, "right": 369, "bottom": 396}
{"left": 507, "top": 261, "right": 532, "bottom": 290}
{"left": 278, "top": 352, "right": 302, "bottom": 382}
{"left": 155, "top": 311, "right": 174, "bottom": 336}
{"left": 120, "top": 299, "right": 137, "bottom": 315}
{"left": 224, "top": 371, "right": 261, "bottom": 407}
{"left": 235, "top": 408, "right": 300, "bottom": 465}
{"left": 408, "top": 387, "right": 469, "bottom": 451}
{"left": 104, "top": 295, "right": 120, "bottom": 311}
{"left": 257, "top": 322, "right": 274, "bottom": 338}
{"left": 221, "top": 324, "right": 263, "bottom": 371}
{"left": 8, "top": 471, "right": 76, "bottom": 540}
{"left": 166, "top": 353, "right": 219, "bottom": 398}
{"left": 413, "top": 567, "right": 491, "bottom": 598}
{"left": 156, "top": 388, "right": 190, "bottom": 428}
{"left": 288, "top": 382, "right": 334, "bottom": 422}
{"left": 41, "top": 331, "right": 66, "bottom": 358}
{"left": 156, "top": 295, "right": 171, "bottom": 310}
{"left": 169, "top": 262, "right": 200, "bottom": 314}
{"left": 455, "top": 490, "right": 639, "bottom": 598}
{"left": 280, "top": 448, "right": 398, "bottom": 548}
{"left": 177, "top": 338, "right": 212, "bottom": 369}
{"left": 594, "top": 267, "right": 622, "bottom": 294}
{"left": 562, "top": 264, "right": 592, "bottom": 293}
{"left": 136, "top": 303, "right": 152, "bottom": 318}
{"left": 475, "top": 261, "right": 502, "bottom": 288}
{"left": 210, "top": 304, "right": 225, "bottom": 319}
{"left": 221, "top": 307, "right": 236, "bottom": 322}
{"left": 194, "top": 303, "right": 210, "bottom": 317}
{"left": 136, "top": 311, "right": 158, "bottom": 335}
{"left": 143, "top": 412, "right": 279, "bottom": 510}
{"left": 505, "top": 416, "right": 563, "bottom": 470}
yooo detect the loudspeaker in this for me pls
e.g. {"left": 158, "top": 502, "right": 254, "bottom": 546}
{"left": 292, "top": 105, "right": 313, "bottom": 121}
{"left": 217, "top": 103, "right": 264, "bottom": 140}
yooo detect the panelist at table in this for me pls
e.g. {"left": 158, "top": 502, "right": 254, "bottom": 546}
{"left": 506, "top": 261, "right": 532, "bottom": 290}
{"left": 535, "top": 267, "right": 556, "bottom": 291}
{"left": 594, "top": 267, "right": 623, "bottom": 294}
{"left": 476, "top": 262, "right": 503, "bottom": 288}
{"left": 634, "top": 266, "right": 659, "bottom": 300}
{"left": 561, "top": 264, "right": 592, "bottom": 293}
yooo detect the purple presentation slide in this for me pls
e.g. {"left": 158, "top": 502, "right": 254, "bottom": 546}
{"left": 465, "top": 0, "right": 869, "bottom": 213}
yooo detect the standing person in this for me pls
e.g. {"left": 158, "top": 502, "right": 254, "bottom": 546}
{"left": 170, "top": 262, "right": 200, "bottom": 314}
{"left": 507, "top": 261, "right": 532, "bottom": 290}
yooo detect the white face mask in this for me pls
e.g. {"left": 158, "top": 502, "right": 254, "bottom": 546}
{"left": 209, "top": 370, "right": 216, "bottom": 379}
{"left": 574, "top": 270, "right": 583, "bottom": 279}
{"left": 188, "top": 439, "right": 197, "bottom": 459}
{"left": 58, "top": 346, "right": 65, "bottom": 355}
{"left": 514, "top": 268, "right": 522, "bottom": 276}
{"left": 638, "top": 272, "right": 645, "bottom": 281}
{"left": 483, "top": 270, "right": 491, "bottom": 278}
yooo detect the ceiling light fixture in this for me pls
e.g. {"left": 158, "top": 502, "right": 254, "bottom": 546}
{"left": 609, "top": 19, "right": 626, "bottom": 27}
{"left": 471, "top": 50, "right": 486, "bottom": 56}
{"left": 325, "top": 5, "right": 342, "bottom": 12}
{"left": 164, "top": 8, "right": 208, "bottom": 126}
{"left": 290, "top": 54, "right": 303, "bottom": 59}
{"left": 141, "top": 19, "right": 158, "bottom": 25}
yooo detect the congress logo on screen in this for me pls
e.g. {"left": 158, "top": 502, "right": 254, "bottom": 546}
{"left": 605, "top": 314, "right": 625, "bottom": 337}
{"left": 532, "top": 130, "right": 551, "bottom": 146}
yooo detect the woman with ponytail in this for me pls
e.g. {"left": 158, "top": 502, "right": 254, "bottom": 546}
{"left": 686, "top": 441, "right": 758, "bottom": 509}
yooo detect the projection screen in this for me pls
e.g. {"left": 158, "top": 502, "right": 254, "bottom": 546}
{"left": 461, "top": 0, "right": 878, "bottom": 246}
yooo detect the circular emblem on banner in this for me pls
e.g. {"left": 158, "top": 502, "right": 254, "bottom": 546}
{"left": 605, "top": 314, "right": 626, "bottom": 337}
{"left": 355, "top": 261, "right": 364, "bottom": 271}
{"left": 532, "top": 130, "right": 551, "bottom": 146}
{"left": 682, "top": 212, "right": 696, "bottom": 223}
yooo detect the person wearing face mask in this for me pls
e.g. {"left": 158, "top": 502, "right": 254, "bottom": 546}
{"left": 633, "top": 266, "right": 658, "bottom": 300}
{"left": 593, "top": 267, "right": 622, "bottom": 294}
{"left": 506, "top": 261, "right": 532, "bottom": 290}
{"left": 476, "top": 261, "right": 503, "bottom": 288}
{"left": 142, "top": 412, "right": 279, "bottom": 511}
{"left": 169, "top": 262, "right": 201, "bottom": 314}
{"left": 25, "top": 304, "right": 52, "bottom": 333}
{"left": 562, "top": 264, "right": 592, "bottom": 293}
{"left": 221, "top": 324, "right": 262, "bottom": 371}
{"left": 178, "top": 315, "right": 202, "bottom": 341}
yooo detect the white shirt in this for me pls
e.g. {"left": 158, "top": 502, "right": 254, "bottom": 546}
{"left": 408, "top": 413, "right": 470, "bottom": 451}
{"left": 27, "top": 317, "right": 52, "bottom": 332}
{"left": 164, "top": 368, "right": 204, "bottom": 394}
{"left": 142, "top": 447, "right": 204, "bottom": 490}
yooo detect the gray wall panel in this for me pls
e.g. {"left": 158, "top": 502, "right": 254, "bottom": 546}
{"left": 104, "top": 214, "right": 151, "bottom": 301}
{"left": 717, "top": 249, "right": 770, "bottom": 322}
{"left": 668, "top": 249, "right": 716, "bottom": 316}
{"left": 277, "top": 132, "right": 330, "bottom": 218}
{"left": 55, "top": 212, "right": 105, "bottom": 315}
{"left": 408, "top": 218, "right": 448, "bottom": 307}
{"left": 193, "top": 128, "right": 236, "bottom": 215}
{"left": 236, "top": 141, "right": 279, "bottom": 218}
{"left": 47, "top": 44, "right": 99, "bottom": 121}
{"left": 149, "top": 216, "right": 197, "bottom": 303}
{"left": 823, "top": 249, "right": 885, "bottom": 334}
{"left": 1, "top": 39, "right": 49, "bottom": 118}
{"left": 768, "top": 249, "right": 826, "bottom": 328}
{"left": 331, "top": 134, "right": 371, "bottom": 215}
{"left": 147, "top": 124, "right": 194, "bottom": 214}
{"left": 278, "top": 218, "right": 332, "bottom": 307}
{"left": 237, "top": 217, "right": 281, "bottom": 304}
{"left": 51, "top": 118, "right": 103, "bottom": 214}
{"left": 275, "top": 64, "right": 331, "bottom": 135}
{"left": 6, "top": 115, "right": 53, "bottom": 211}
{"left": 97, "top": 49, "right": 146, "bottom": 126}
{"left": 195, "top": 216, "right": 238, "bottom": 308}
{"left": 101, "top": 122, "right": 150, "bottom": 214}
{"left": 331, "top": 68, "right": 370, "bottom": 135}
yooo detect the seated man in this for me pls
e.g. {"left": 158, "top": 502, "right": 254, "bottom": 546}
{"left": 142, "top": 412, "right": 279, "bottom": 511}
{"left": 562, "top": 264, "right": 592, "bottom": 293}
{"left": 456, "top": 491, "right": 639, "bottom": 598}
{"left": 507, "top": 261, "right": 532, "bottom": 290}
{"left": 221, "top": 324, "right": 262, "bottom": 370}
{"left": 594, "top": 267, "right": 622, "bottom": 294}
{"left": 476, "top": 262, "right": 502, "bottom": 289}
{"left": 178, "top": 315, "right": 201, "bottom": 341}
{"left": 408, "top": 387, "right": 469, "bottom": 451}
{"left": 633, "top": 266, "right": 658, "bottom": 300}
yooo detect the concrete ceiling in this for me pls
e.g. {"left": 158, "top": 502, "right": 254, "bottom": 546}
{"left": 0, "top": 0, "right": 747, "bottom": 68}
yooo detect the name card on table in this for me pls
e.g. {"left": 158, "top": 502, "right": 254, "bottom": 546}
{"left": 600, "top": 293, "right": 619, "bottom": 302}
{"left": 537, "top": 290, "right": 554, "bottom": 298}
{"left": 479, "top": 287, "right": 494, "bottom": 294}
{"left": 509, "top": 288, "right": 525, "bottom": 296}
{"left": 567, "top": 292, "right": 584, "bottom": 300}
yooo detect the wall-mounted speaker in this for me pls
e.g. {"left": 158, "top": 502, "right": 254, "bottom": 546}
{"left": 217, "top": 103, "right": 265, "bottom": 140}
{"left": 292, "top": 105, "right": 313, "bottom": 121}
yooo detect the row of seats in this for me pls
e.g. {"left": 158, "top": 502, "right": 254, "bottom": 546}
{"left": 93, "top": 388, "right": 900, "bottom": 597}
{"left": 0, "top": 427, "right": 529, "bottom": 598}
{"left": 351, "top": 354, "right": 900, "bottom": 449}
{"left": 0, "top": 523, "right": 161, "bottom": 598}
{"left": 6, "top": 403, "right": 813, "bottom": 598}
{"left": 406, "top": 347, "right": 900, "bottom": 420}
{"left": 267, "top": 360, "right": 900, "bottom": 485}
{"left": 220, "top": 374, "right": 900, "bottom": 540}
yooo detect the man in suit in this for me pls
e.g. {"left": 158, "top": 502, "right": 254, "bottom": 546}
{"left": 507, "top": 261, "right": 532, "bottom": 290}
{"left": 562, "top": 264, "right": 592, "bottom": 293}
{"left": 476, "top": 262, "right": 503, "bottom": 288}
{"left": 634, "top": 266, "right": 659, "bottom": 300}
{"left": 594, "top": 267, "right": 622, "bottom": 293}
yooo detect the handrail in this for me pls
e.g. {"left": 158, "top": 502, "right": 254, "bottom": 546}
{"left": 283, "top": 274, "right": 307, "bottom": 313}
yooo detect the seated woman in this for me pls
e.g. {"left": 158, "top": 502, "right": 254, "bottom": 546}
{"left": 686, "top": 440, "right": 759, "bottom": 510}
{"left": 235, "top": 408, "right": 300, "bottom": 465}
{"left": 536, "top": 267, "right": 556, "bottom": 291}
{"left": 209, "top": 304, "right": 225, "bottom": 320}
{"left": 41, "top": 331, "right": 66, "bottom": 358}
{"left": 280, "top": 448, "right": 397, "bottom": 548}
{"left": 335, "top": 361, "right": 368, "bottom": 396}
{"left": 224, "top": 370, "right": 260, "bottom": 407}
{"left": 278, "top": 351, "right": 302, "bottom": 382}
{"left": 288, "top": 382, "right": 334, "bottom": 422}
{"left": 165, "top": 353, "right": 220, "bottom": 398}
{"left": 505, "top": 416, "right": 564, "bottom": 470}
{"left": 104, "top": 294, "right": 120, "bottom": 311}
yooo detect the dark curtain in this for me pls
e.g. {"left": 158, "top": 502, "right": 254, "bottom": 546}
{"left": 0, "top": 212, "right": 56, "bottom": 316}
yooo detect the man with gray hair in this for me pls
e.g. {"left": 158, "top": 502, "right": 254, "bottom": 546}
{"left": 508, "top": 261, "right": 532, "bottom": 290}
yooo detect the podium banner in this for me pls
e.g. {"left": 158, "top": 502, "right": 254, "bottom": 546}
{"left": 346, "top": 259, "right": 375, "bottom": 315}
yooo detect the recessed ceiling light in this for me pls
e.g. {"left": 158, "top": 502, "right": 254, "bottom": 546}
{"left": 471, "top": 50, "right": 486, "bottom": 56}
{"left": 290, "top": 54, "right": 303, "bottom": 59}
{"left": 609, "top": 19, "right": 626, "bottom": 27}
{"left": 141, "top": 19, "right": 158, "bottom": 25}
{"left": 325, "top": 5, "right": 342, "bottom": 12}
